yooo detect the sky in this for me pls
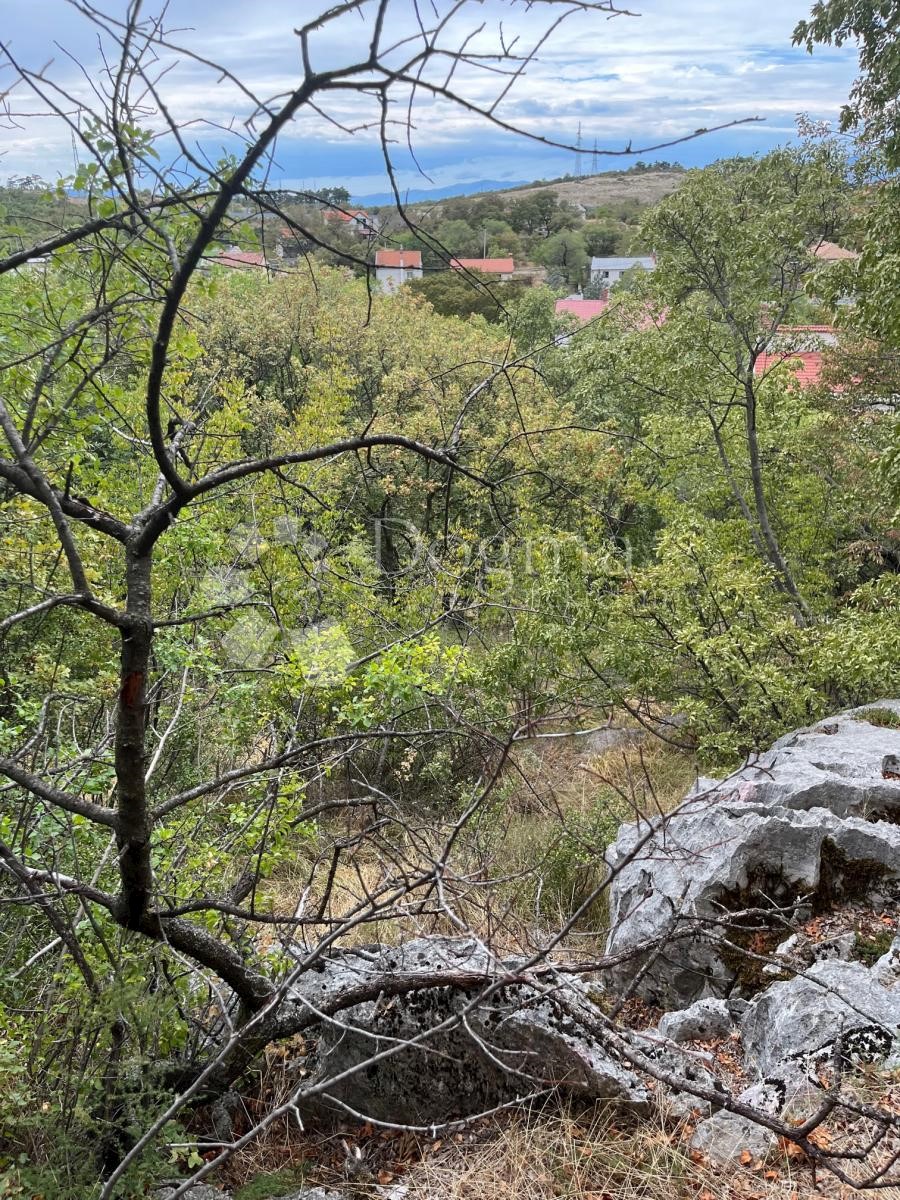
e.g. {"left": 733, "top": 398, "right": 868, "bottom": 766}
{"left": 0, "top": 1, "right": 859, "bottom": 200}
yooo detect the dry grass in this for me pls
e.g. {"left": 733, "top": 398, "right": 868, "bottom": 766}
{"left": 227, "top": 731, "right": 900, "bottom": 1200}
{"left": 381, "top": 1100, "right": 900, "bottom": 1200}
{"left": 222, "top": 1084, "right": 900, "bottom": 1200}
{"left": 258, "top": 728, "right": 698, "bottom": 955}
{"left": 486, "top": 733, "right": 697, "bottom": 937}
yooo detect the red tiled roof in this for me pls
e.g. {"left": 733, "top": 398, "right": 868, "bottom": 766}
{"left": 325, "top": 208, "right": 370, "bottom": 222}
{"left": 375, "top": 249, "right": 422, "bottom": 269}
{"left": 813, "top": 241, "right": 858, "bottom": 261}
{"left": 216, "top": 249, "right": 267, "bottom": 269}
{"left": 450, "top": 257, "right": 515, "bottom": 274}
{"left": 555, "top": 297, "right": 609, "bottom": 321}
{"left": 754, "top": 351, "right": 825, "bottom": 387}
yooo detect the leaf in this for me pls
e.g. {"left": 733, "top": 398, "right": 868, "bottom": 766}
{"left": 377, "top": 1170, "right": 395, "bottom": 1185}
{"left": 809, "top": 1127, "right": 832, "bottom": 1150}
{"left": 780, "top": 1137, "right": 807, "bottom": 1161}
{"left": 739, "top": 1149, "right": 753, "bottom": 1165}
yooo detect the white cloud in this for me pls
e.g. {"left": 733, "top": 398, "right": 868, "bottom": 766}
{"left": 0, "top": 0, "right": 859, "bottom": 188}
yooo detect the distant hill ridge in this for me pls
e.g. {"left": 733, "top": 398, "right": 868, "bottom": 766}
{"left": 354, "top": 166, "right": 686, "bottom": 210}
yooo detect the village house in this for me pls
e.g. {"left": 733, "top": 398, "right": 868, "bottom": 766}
{"left": 589, "top": 255, "right": 655, "bottom": 287}
{"left": 552, "top": 295, "right": 610, "bottom": 346}
{"left": 753, "top": 325, "right": 840, "bottom": 389}
{"left": 211, "top": 247, "right": 268, "bottom": 271}
{"left": 374, "top": 248, "right": 423, "bottom": 291}
{"left": 449, "top": 256, "right": 515, "bottom": 280}
{"left": 324, "top": 208, "right": 377, "bottom": 237}
{"left": 814, "top": 240, "right": 859, "bottom": 262}
{"left": 554, "top": 296, "right": 609, "bottom": 322}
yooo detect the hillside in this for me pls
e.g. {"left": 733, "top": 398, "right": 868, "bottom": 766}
{"left": 470, "top": 166, "right": 687, "bottom": 209}
{"left": 394, "top": 166, "right": 687, "bottom": 217}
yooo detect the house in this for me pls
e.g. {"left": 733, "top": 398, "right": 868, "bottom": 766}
{"left": 212, "top": 248, "right": 268, "bottom": 271}
{"left": 590, "top": 255, "right": 655, "bottom": 287}
{"left": 813, "top": 240, "right": 858, "bottom": 262}
{"left": 374, "top": 248, "right": 423, "bottom": 291}
{"left": 552, "top": 295, "right": 610, "bottom": 346}
{"left": 754, "top": 351, "right": 826, "bottom": 388}
{"left": 555, "top": 296, "right": 609, "bottom": 322}
{"left": 753, "top": 325, "right": 838, "bottom": 388}
{"left": 449, "top": 257, "right": 515, "bottom": 280}
{"left": 324, "top": 208, "right": 377, "bottom": 236}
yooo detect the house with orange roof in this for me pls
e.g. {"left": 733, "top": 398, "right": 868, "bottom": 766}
{"left": 374, "top": 248, "right": 423, "bottom": 291}
{"left": 212, "top": 247, "right": 268, "bottom": 271}
{"left": 449, "top": 256, "right": 515, "bottom": 280}
{"left": 324, "top": 208, "right": 377, "bottom": 236}
{"left": 753, "top": 324, "right": 839, "bottom": 388}
{"left": 813, "top": 240, "right": 858, "bottom": 262}
{"left": 555, "top": 296, "right": 609, "bottom": 322}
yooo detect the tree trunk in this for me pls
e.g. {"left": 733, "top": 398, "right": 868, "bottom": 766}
{"left": 742, "top": 374, "right": 813, "bottom": 626}
{"left": 115, "top": 546, "right": 157, "bottom": 930}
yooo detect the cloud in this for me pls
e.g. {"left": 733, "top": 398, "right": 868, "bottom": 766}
{"left": 0, "top": 0, "right": 859, "bottom": 192}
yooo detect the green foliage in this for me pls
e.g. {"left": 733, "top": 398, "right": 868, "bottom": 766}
{"left": 406, "top": 269, "right": 526, "bottom": 320}
{"left": 3, "top": 108, "right": 900, "bottom": 1192}
{"left": 536, "top": 792, "right": 630, "bottom": 923}
{"left": 794, "top": 1, "right": 900, "bottom": 167}
{"left": 234, "top": 1167, "right": 311, "bottom": 1200}
{"left": 854, "top": 706, "right": 900, "bottom": 728}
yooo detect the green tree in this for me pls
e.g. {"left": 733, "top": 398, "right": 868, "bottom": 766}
{"left": 794, "top": 1, "right": 900, "bottom": 167}
{"left": 407, "top": 268, "right": 525, "bottom": 320}
{"left": 538, "top": 229, "right": 589, "bottom": 287}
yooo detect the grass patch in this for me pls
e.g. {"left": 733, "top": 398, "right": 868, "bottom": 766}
{"left": 856, "top": 927, "right": 895, "bottom": 966}
{"left": 234, "top": 1166, "right": 309, "bottom": 1200}
{"left": 854, "top": 707, "right": 900, "bottom": 729}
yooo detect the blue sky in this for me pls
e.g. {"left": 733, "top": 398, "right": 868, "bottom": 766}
{"left": 0, "top": 1, "right": 859, "bottom": 199}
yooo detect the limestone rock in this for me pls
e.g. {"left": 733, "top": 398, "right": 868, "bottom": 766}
{"left": 657, "top": 997, "right": 734, "bottom": 1043}
{"left": 874, "top": 934, "right": 900, "bottom": 986}
{"left": 277, "top": 1191, "right": 344, "bottom": 1200}
{"left": 286, "top": 937, "right": 649, "bottom": 1124}
{"left": 741, "top": 959, "right": 900, "bottom": 1076}
{"left": 690, "top": 1108, "right": 778, "bottom": 1166}
{"left": 605, "top": 704, "right": 900, "bottom": 1009}
{"left": 156, "top": 1187, "right": 232, "bottom": 1200}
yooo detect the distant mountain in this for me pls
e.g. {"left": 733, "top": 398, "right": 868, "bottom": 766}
{"left": 353, "top": 179, "right": 529, "bottom": 206}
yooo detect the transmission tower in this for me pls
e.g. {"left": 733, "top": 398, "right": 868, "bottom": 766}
{"left": 575, "top": 121, "right": 582, "bottom": 176}
{"left": 591, "top": 138, "right": 598, "bottom": 175}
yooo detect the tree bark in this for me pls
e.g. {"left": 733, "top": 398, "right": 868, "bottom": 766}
{"left": 742, "top": 372, "right": 814, "bottom": 625}
{"left": 115, "top": 545, "right": 157, "bottom": 930}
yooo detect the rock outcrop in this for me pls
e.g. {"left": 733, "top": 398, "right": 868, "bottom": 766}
{"left": 605, "top": 702, "right": 900, "bottom": 1010}
{"left": 286, "top": 936, "right": 650, "bottom": 1123}
{"left": 183, "top": 703, "right": 898, "bottom": 1190}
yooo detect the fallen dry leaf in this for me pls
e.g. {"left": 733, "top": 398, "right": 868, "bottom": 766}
{"left": 809, "top": 1127, "right": 832, "bottom": 1150}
